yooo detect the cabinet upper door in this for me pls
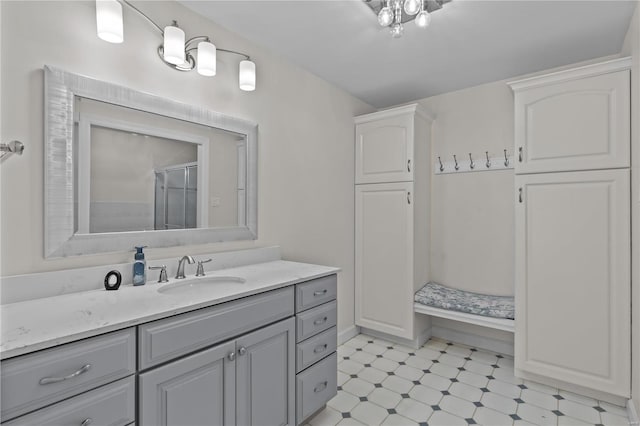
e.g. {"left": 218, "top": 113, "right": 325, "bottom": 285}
{"left": 138, "top": 340, "right": 236, "bottom": 426}
{"left": 355, "top": 114, "right": 414, "bottom": 184}
{"left": 514, "top": 169, "right": 630, "bottom": 397}
{"left": 514, "top": 70, "right": 630, "bottom": 174}
{"left": 236, "top": 317, "right": 295, "bottom": 426}
{"left": 355, "top": 182, "right": 415, "bottom": 339}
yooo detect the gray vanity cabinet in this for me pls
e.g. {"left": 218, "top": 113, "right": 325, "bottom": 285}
{"left": 139, "top": 340, "right": 236, "bottom": 426}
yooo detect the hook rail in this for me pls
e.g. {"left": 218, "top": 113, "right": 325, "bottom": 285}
{"left": 434, "top": 150, "right": 514, "bottom": 175}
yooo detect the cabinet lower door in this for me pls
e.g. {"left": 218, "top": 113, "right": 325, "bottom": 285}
{"left": 139, "top": 340, "right": 236, "bottom": 426}
{"left": 355, "top": 182, "right": 414, "bottom": 339}
{"left": 515, "top": 169, "right": 630, "bottom": 397}
{"left": 236, "top": 317, "right": 295, "bottom": 426}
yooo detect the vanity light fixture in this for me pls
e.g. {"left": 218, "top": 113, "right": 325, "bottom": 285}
{"left": 365, "top": 0, "right": 450, "bottom": 38}
{"left": 95, "top": 0, "right": 256, "bottom": 91}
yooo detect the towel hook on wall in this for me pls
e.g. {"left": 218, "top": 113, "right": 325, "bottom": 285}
{"left": 453, "top": 154, "right": 459, "bottom": 171}
{"left": 438, "top": 156, "right": 444, "bottom": 172}
{"left": 485, "top": 151, "right": 491, "bottom": 168}
{"left": 468, "top": 153, "right": 475, "bottom": 170}
{"left": 503, "top": 149, "right": 509, "bottom": 167}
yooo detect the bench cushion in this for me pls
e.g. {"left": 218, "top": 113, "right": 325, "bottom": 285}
{"left": 414, "top": 282, "right": 515, "bottom": 320}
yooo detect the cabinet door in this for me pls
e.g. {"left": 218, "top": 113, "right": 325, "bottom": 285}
{"left": 236, "top": 318, "right": 295, "bottom": 426}
{"left": 355, "top": 114, "right": 414, "bottom": 184}
{"left": 139, "top": 340, "right": 236, "bottom": 426}
{"left": 515, "top": 169, "right": 630, "bottom": 397}
{"left": 355, "top": 182, "right": 414, "bottom": 339}
{"left": 514, "top": 70, "right": 630, "bottom": 174}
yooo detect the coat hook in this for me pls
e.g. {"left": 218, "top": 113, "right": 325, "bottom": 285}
{"left": 438, "top": 156, "right": 444, "bottom": 172}
{"left": 469, "top": 153, "right": 475, "bottom": 170}
{"left": 485, "top": 151, "right": 491, "bottom": 168}
{"left": 453, "top": 154, "right": 459, "bottom": 171}
{"left": 504, "top": 149, "right": 509, "bottom": 167}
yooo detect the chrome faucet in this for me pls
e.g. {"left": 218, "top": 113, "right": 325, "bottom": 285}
{"left": 175, "top": 255, "right": 195, "bottom": 279}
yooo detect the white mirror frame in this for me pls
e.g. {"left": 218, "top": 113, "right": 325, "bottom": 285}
{"left": 44, "top": 66, "right": 258, "bottom": 258}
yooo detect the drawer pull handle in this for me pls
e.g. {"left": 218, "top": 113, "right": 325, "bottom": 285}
{"left": 80, "top": 418, "right": 93, "bottom": 426}
{"left": 518, "top": 147, "right": 523, "bottom": 162}
{"left": 314, "top": 317, "right": 328, "bottom": 326}
{"left": 314, "top": 344, "right": 328, "bottom": 354}
{"left": 314, "top": 381, "right": 328, "bottom": 393}
{"left": 313, "top": 289, "right": 328, "bottom": 296}
{"left": 39, "top": 364, "right": 91, "bottom": 385}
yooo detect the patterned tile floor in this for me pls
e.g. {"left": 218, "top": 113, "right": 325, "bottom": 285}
{"left": 306, "top": 334, "right": 630, "bottom": 426}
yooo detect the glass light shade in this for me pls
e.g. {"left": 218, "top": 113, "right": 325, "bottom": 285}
{"left": 239, "top": 60, "right": 256, "bottom": 91}
{"left": 377, "top": 7, "right": 393, "bottom": 27}
{"left": 403, "top": 0, "right": 421, "bottom": 16}
{"left": 197, "top": 41, "right": 217, "bottom": 76}
{"left": 96, "top": 0, "right": 123, "bottom": 43}
{"left": 415, "top": 10, "right": 431, "bottom": 27}
{"left": 390, "top": 23, "right": 404, "bottom": 38}
{"left": 163, "top": 25, "right": 185, "bottom": 65}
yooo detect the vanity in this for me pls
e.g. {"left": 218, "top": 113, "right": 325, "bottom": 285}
{"left": 0, "top": 258, "right": 338, "bottom": 426}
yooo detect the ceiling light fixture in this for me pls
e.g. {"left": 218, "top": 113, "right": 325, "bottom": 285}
{"left": 364, "top": 0, "right": 449, "bottom": 38}
{"left": 95, "top": 0, "right": 256, "bottom": 91}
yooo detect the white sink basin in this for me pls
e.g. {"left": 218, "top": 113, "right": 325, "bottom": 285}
{"left": 157, "top": 276, "right": 246, "bottom": 295}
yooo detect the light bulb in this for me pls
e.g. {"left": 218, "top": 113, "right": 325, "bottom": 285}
{"left": 403, "top": 0, "right": 421, "bottom": 16}
{"left": 378, "top": 7, "right": 393, "bottom": 27}
{"left": 415, "top": 10, "right": 431, "bottom": 27}
{"left": 197, "top": 41, "right": 216, "bottom": 76}
{"left": 96, "top": 0, "right": 123, "bottom": 43}
{"left": 163, "top": 24, "right": 185, "bottom": 65}
{"left": 390, "top": 23, "right": 404, "bottom": 38}
{"left": 239, "top": 60, "right": 256, "bottom": 91}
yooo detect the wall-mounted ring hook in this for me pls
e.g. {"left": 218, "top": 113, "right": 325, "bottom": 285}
{"left": 453, "top": 154, "right": 459, "bottom": 171}
{"left": 504, "top": 149, "right": 509, "bottom": 167}
{"left": 485, "top": 151, "right": 491, "bottom": 168}
{"left": 469, "top": 153, "right": 475, "bottom": 170}
{"left": 438, "top": 156, "right": 444, "bottom": 172}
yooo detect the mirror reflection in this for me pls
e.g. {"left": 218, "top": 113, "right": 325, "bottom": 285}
{"left": 73, "top": 97, "right": 247, "bottom": 234}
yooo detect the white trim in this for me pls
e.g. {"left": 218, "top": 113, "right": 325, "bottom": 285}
{"left": 338, "top": 325, "right": 360, "bottom": 345}
{"left": 354, "top": 103, "right": 435, "bottom": 124}
{"left": 628, "top": 399, "right": 639, "bottom": 426}
{"left": 414, "top": 303, "right": 515, "bottom": 333}
{"left": 507, "top": 56, "right": 631, "bottom": 92}
{"left": 431, "top": 325, "right": 514, "bottom": 356}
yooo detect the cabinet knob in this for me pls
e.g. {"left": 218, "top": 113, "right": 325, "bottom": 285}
{"left": 314, "top": 381, "right": 328, "bottom": 393}
{"left": 238, "top": 346, "right": 247, "bottom": 356}
{"left": 314, "top": 344, "right": 328, "bottom": 354}
{"left": 228, "top": 351, "right": 236, "bottom": 361}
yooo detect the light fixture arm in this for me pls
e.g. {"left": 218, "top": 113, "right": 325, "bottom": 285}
{"left": 119, "top": 0, "right": 164, "bottom": 35}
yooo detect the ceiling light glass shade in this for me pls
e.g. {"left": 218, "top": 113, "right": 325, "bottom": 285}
{"left": 390, "top": 23, "right": 404, "bottom": 38}
{"left": 403, "top": 0, "right": 421, "bottom": 16}
{"left": 377, "top": 7, "right": 393, "bottom": 27}
{"left": 96, "top": 0, "right": 123, "bottom": 43}
{"left": 163, "top": 25, "right": 186, "bottom": 65}
{"left": 197, "top": 41, "right": 217, "bottom": 76}
{"left": 239, "top": 60, "right": 256, "bottom": 91}
{"left": 415, "top": 10, "right": 431, "bottom": 27}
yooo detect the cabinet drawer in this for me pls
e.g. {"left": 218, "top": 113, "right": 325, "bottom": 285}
{"left": 3, "top": 376, "right": 135, "bottom": 426}
{"left": 296, "top": 301, "right": 337, "bottom": 343}
{"left": 296, "top": 353, "right": 337, "bottom": 424}
{"left": 139, "top": 287, "right": 294, "bottom": 369}
{"left": 1, "top": 328, "right": 135, "bottom": 422}
{"left": 296, "top": 327, "right": 337, "bottom": 373}
{"left": 296, "top": 275, "right": 337, "bottom": 313}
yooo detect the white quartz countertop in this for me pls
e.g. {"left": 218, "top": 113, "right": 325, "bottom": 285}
{"left": 0, "top": 260, "right": 339, "bottom": 360}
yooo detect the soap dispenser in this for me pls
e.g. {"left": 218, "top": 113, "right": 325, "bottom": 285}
{"left": 133, "top": 246, "right": 148, "bottom": 286}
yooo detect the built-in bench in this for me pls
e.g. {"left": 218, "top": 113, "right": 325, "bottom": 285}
{"left": 414, "top": 282, "right": 515, "bottom": 333}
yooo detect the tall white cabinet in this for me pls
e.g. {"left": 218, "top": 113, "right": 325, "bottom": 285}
{"left": 354, "top": 104, "right": 432, "bottom": 343}
{"left": 509, "top": 58, "right": 631, "bottom": 398}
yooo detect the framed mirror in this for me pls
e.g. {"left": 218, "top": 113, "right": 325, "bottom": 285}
{"left": 44, "top": 66, "right": 257, "bottom": 257}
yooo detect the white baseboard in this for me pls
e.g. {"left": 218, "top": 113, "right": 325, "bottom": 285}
{"left": 338, "top": 325, "right": 360, "bottom": 345}
{"left": 628, "top": 399, "right": 639, "bottom": 426}
{"left": 431, "top": 325, "right": 514, "bottom": 356}
{"left": 359, "top": 326, "right": 433, "bottom": 350}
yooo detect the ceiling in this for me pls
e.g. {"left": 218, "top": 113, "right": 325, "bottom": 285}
{"left": 180, "top": 0, "right": 636, "bottom": 108}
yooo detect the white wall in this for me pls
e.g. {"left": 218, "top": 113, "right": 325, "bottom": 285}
{"left": 0, "top": 1, "right": 374, "bottom": 336}
{"left": 621, "top": 2, "right": 640, "bottom": 414}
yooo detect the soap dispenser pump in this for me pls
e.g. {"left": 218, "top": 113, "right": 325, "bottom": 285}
{"left": 133, "top": 246, "right": 148, "bottom": 286}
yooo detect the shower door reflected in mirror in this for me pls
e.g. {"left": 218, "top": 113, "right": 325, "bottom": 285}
{"left": 75, "top": 97, "right": 247, "bottom": 234}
